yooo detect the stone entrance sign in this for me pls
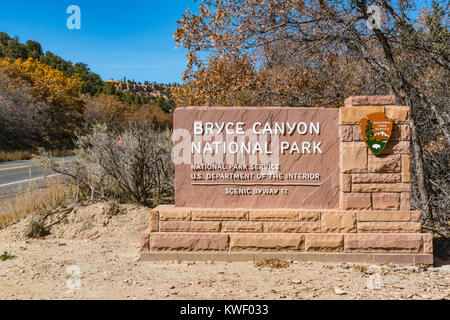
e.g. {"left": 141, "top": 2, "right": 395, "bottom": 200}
{"left": 141, "top": 96, "right": 433, "bottom": 266}
{"left": 173, "top": 107, "right": 339, "bottom": 209}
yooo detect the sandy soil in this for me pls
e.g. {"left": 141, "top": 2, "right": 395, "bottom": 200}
{"left": 0, "top": 202, "right": 449, "bottom": 300}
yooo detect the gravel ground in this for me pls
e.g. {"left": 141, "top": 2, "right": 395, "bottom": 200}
{"left": 0, "top": 203, "right": 448, "bottom": 300}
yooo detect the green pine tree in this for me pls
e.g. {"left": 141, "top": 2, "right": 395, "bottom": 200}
{"left": 365, "top": 120, "right": 374, "bottom": 144}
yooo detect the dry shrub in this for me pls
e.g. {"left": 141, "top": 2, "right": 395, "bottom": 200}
{"left": 418, "top": 134, "right": 450, "bottom": 235}
{"left": 353, "top": 265, "right": 368, "bottom": 273}
{"left": 0, "top": 176, "right": 72, "bottom": 229}
{"left": 82, "top": 94, "right": 172, "bottom": 133}
{"left": 126, "top": 106, "right": 172, "bottom": 129}
{"left": 23, "top": 218, "right": 49, "bottom": 238}
{"left": 255, "top": 259, "right": 291, "bottom": 269}
{"left": 42, "top": 121, "right": 174, "bottom": 206}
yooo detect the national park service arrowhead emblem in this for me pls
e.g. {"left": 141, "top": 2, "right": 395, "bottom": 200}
{"left": 360, "top": 112, "right": 393, "bottom": 155}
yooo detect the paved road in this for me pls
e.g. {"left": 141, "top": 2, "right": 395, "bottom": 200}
{"left": 0, "top": 157, "right": 72, "bottom": 198}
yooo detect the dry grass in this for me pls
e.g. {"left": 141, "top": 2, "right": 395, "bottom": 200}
{"left": 0, "top": 177, "right": 73, "bottom": 229}
{"left": 353, "top": 265, "right": 368, "bottom": 273}
{"left": 0, "top": 150, "right": 74, "bottom": 163}
{"left": 0, "top": 151, "right": 33, "bottom": 162}
{"left": 255, "top": 258, "right": 291, "bottom": 269}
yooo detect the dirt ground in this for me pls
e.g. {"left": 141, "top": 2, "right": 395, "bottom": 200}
{"left": 0, "top": 202, "right": 448, "bottom": 300}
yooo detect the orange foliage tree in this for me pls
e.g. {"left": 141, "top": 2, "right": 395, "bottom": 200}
{"left": 173, "top": 0, "right": 450, "bottom": 224}
{"left": 0, "top": 58, "right": 84, "bottom": 148}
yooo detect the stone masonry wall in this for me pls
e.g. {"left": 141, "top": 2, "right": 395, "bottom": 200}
{"left": 141, "top": 96, "right": 433, "bottom": 265}
{"left": 141, "top": 206, "right": 432, "bottom": 264}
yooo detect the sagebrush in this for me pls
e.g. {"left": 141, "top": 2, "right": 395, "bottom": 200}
{"left": 42, "top": 121, "right": 174, "bottom": 206}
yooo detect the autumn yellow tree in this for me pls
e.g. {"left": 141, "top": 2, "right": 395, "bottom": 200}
{"left": 0, "top": 57, "right": 83, "bottom": 110}
{"left": 0, "top": 58, "right": 84, "bottom": 148}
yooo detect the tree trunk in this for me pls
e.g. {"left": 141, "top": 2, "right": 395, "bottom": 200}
{"left": 405, "top": 97, "right": 433, "bottom": 220}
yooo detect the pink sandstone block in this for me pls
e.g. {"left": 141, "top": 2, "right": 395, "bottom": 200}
{"left": 305, "top": 235, "right": 344, "bottom": 252}
{"left": 351, "top": 183, "right": 410, "bottom": 193}
{"left": 344, "top": 234, "right": 423, "bottom": 253}
{"left": 344, "top": 95, "right": 396, "bottom": 106}
{"left": 413, "top": 254, "right": 433, "bottom": 265}
{"left": 140, "top": 230, "right": 151, "bottom": 251}
{"left": 357, "top": 222, "right": 422, "bottom": 233}
{"left": 158, "top": 206, "right": 191, "bottom": 221}
{"left": 341, "top": 142, "right": 368, "bottom": 173}
{"left": 159, "top": 221, "right": 221, "bottom": 232}
{"left": 250, "top": 210, "right": 299, "bottom": 221}
{"left": 264, "top": 222, "right": 321, "bottom": 233}
{"left": 321, "top": 212, "right": 356, "bottom": 233}
{"left": 373, "top": 254, "right": 414, "bottom": 265}
{"left": 340, "top": 106, "right": 385, "bottom": 124}
{"left": 341, "top": 174, "right": 351, "bottom": 193}
{"left": 192, "top": 209, "right": 249, "bottom": 221}
{"left": 149, "top": 210, "right": 159, "bottom": 232}
{"left": 298, "top": 212, "right": 321, "bottom": 221}
{"left": 357, "top": 211, "right": 411, "bottom": 222}
{"left": 401, "top": 125, "right": 410, "bottom": 140}
{"left": 382, "top": 141, "right": 410, "bottom": 154}
{"left": 368, "top": 155, "right": 401, "bottom": 173}
{"left": 229, "top": 234, "right": 304, "bottom": 251}
{"left": 222, "top": 221, "right": 263, "bottom": 233}
{"left": 150, "top": 233, "right": 229, "bottom": 251}
{"left": 372, "top": 193, "right": 400, "bottom": 211}
{"left": 400, "top": 193, "right": 411, "bottom": 211}
{"left": 411, "top": 210, "right": 422, "bottom": 222}
{"left": 402, "top": 155, "right": 410, "bottom": 182}
{"left": 385, "top": 106, "right": 410, "bottom": 123}
{"left": 352, "top": 125, "right": 363, "bottom": 141}
{"left": 351, "top": 173, "right": 401, "bottom": 183}
{"left": 339, "top": 126, "right": 353, "bottom": 142}
{"left": 342, "top": 193, "right": 372, "bottom": 210}
{"left": 423, "top": 233, "right": 433, "bottom": 254}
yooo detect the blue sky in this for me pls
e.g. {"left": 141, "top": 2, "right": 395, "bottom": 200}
{"left": 0, "top": 1, "right": 197, "bottom": 83}
{"left": 0, "top": 0, "right": 432, "bottom": 84}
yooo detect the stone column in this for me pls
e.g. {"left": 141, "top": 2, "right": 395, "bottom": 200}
{"left": 339, "top": 95, "right": 411, "bottom": 211}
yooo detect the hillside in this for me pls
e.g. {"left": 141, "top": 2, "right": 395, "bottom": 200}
{"left": 105, "top": 80, "right": 170, "bottom": 98}
{"left": 0, "top": 32, "right": 176, "bottom": 111}
{"left": 0, "top": 33, "right": 175, "bottom": 154}
{"left": 104, "top": 80, "right": 176, "bottom": 111}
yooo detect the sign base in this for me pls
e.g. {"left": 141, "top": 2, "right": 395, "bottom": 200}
{"left": 140, "top": 205, "right": 433, "bottom": 266}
